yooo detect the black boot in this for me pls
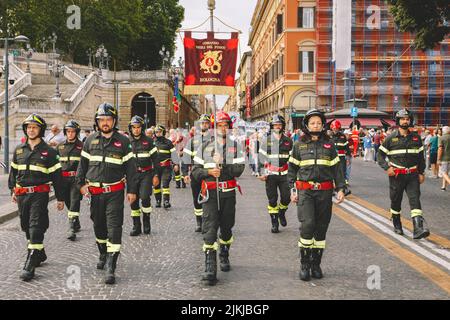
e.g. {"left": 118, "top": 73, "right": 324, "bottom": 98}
{"left": 311, "top": 248, "right": 324, "bottom": 279}
{"left": 67, "top": 218, "right": 76, "bottom": 241}
{"left": 299, "top": 247, "right": 312, "bottom": 281}
{"left": 130, "top": 216, "right": 142, "bottom": 236}
{"left": 219, "top": 244, "right": 231, "bottom": 272}
{"left": 20, "top": 249, "right": 40, "bottom": 281}
{"left": 96, "top": 242, "right": 107, "bottom": 270}
{"left": 278, "top": 209, "right": 287, "bottom": 227}
{"left": 412, "top": 216, "right": 430, "bottom": 239}
{"left": 392, "top": 214, "right": 404, "bottom": 235}
{"left": 202, "top": 250, "right": 217, "bottom": 285}
{"left": 175, "top": 181, "right": 181, "bottom": 188}
{"left": 181, "top": 179, "right": 186, "bottom": 188}
{"left": 270, "top": 214, "right": 280, "bottom": 233}
{"left": 163, "top": 200, "right": 171, "bottom": 209}
{"left": 143, "top": 213, "right": 151, "bottom": 234}
{"left": 195, "top": 216, "right": 202, "bottom": 233}
{"left": 344, "top": 186, "right": 352, "bottom": 196}
{"left": 104, "top": 252, "right": 120, "bottom": 285}
{"left": 36, "top": 248, "right": 47, "bottom": 267}
{"left": 155, "top": 197, "right": 162, "bottom": 208}
{"left": 73, "top": 217, "right": 81, "bottom": 232}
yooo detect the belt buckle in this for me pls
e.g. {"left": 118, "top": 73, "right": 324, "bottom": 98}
{"left": 218, "top": 181, "right": 227, "bottom": 189}
{"left": 25, "top": 186, "right": 35, "bottom": 194}
{"left": 404, "top": 168, "right": 411, "bottom": 174}
{"left": 103, "top": 185, "right": 112, "bottom": 193}
{"left": 310, "top": 182, "right": 321, "bottom": 190}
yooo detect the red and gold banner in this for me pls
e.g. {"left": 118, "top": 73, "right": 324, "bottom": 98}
{"left": 184, "top": 31, "right": 238, "bottom": 95}
{"left": 245, "top": 85, "right": 251, "bottom": 119}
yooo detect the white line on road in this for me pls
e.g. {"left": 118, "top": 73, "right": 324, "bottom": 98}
{"left": 343, "top": 199, "right": 450, "bottom": 260}
{"left": 335, "top": 200, "right": 450, "bottom": 272}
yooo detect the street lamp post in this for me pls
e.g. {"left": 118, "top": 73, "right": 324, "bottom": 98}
{"left": 1, "top": 35, "right": 30, "bottom": 173}
{"left": 49, "top": 54, "right": 64, "bottom": 98}
{"left": 95, "top": 45, "right": 108, "bottom": 76}
{"left": 343, "top": 75, "right": 367, "bottom": 128}
{"left": 25, "top": 44, "right": 33, "bottom": 73}
{"left": 138, "top": 95, "right": 154, "bottom": 129}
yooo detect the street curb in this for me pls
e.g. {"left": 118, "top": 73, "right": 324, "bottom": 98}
{"left": 0, "top": 193, "right": 56, "bottom": 225}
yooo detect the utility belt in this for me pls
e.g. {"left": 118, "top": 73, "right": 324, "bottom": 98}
{"left": 159, "top": 159, "right": 172, "bottom": 167}
{"left": 198, "top": 179, "right": 242, "bottom": 204}
{"left": 393, "top": 166, "right": 417, "bottom": 177}
{"left": 14, "top": 184, "right": 51, "bottom": 196}
{"left": 295, "top": 180, "right": 334, "bottom": 191}
{"left": 137, "top": 165, "right": 153, "bottom": 173}
{"left": 62, "top": 171, "right": 77, "bottom": 177}
{"left": 88, "top": 181, "right": 125, "bottom": 195}
{"left": 265, "top": 163, "right": 288, "bottom": 174}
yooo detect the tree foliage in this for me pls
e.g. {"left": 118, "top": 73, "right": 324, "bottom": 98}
{"left": 0, "top": 0, "right": 184, "bottom": 70}
{"left": 389, "top": 0, "right": 450, "bottom": 50}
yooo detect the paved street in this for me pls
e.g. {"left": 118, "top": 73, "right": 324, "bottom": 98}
{"left": 0, "top": 158, "right": 448, "bottom": 300}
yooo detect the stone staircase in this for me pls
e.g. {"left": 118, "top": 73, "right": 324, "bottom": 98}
{"left": 21, "top": 74, "right": 78, "bottom": 100}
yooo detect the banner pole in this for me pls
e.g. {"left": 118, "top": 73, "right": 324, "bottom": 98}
{"left": 208, "top": 0, "right": 221, "bottom": 211}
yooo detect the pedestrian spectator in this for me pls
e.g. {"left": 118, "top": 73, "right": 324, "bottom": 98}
{"left": 363, "top": 132, "right": 374, "bottom": 162}
{"left": 82, "top": 129, "right": 91, "bottom": 143}
{"left": 351, "top": 126, "right": 360, "bottom": 157}
{"left": 423, "top": 129, "right": 432, "bottom": 170}
{"left": 373, "top": 130, "right": 381, "bottom": 162}
{"left": 145, "top": 128, "right": 154, "bottom": 139}
{"left": 437, "top": 126, "right": 450, "bottom": 191}
{"left": 428, "top": 131, "right": 439, "bottom": 178}
{"left": 44, "top": 124, "right": 65, "bottom": 148}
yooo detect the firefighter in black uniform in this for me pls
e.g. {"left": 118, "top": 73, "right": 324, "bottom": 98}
{"left": 258, "top": 115, "right": 292, "bottom": 233}
{"left": 288, "top": 109, "right": 345, "bottom": 281}
{"left": 330, "top": 119, "right": 352, "bottom": 195}
{"left": 377, "top": 108, "right": 429, "bottom": 239}
{"left": 182, "top": 114, "right": 212, "bottom": 232}
{"left": 153, "top": 125, "right": 176, "bottom": 209}
{"left": 76, "top": 103, "right": 137, "bottom": 284}
{"left": 9, "top": 114, "right": 65, "bottom": 281}
{"left": 192, "top": 111, "right": 245, "bottom": 286}
{"left": 128, "top": 115, "right": 158, "bottom": 236}
{"left": 57, "top": 120, "right": 83, "bottom": 241}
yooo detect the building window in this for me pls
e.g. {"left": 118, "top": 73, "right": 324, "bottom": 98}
{"left": 298, "top": 7, "right": 315, "bottom": 28}
{"left": 298, "top": 51, "right": 314, "bottom": 73}
{"left": 277, "top": 14, "right": 283, "bottom": 35}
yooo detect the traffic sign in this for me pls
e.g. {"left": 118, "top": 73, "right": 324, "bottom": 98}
{"left": 350, "top": 106, "right": 358, "bottom": 117}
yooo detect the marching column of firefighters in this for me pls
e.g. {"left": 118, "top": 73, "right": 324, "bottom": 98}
{"left": 8, "top": 105, "right": 431, "bottom": 285}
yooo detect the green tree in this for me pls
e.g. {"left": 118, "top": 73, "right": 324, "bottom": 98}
{"left": 0, "top": 0, "right": 184, "bottom": 69}
{"left": 389, "top": 0, "right": 450, "bottom": 50}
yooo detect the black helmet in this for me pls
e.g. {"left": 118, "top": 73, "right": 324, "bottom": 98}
{"left": 302, "top": 109, "right": 326, "bottom": 135}
{"left": 95, "top": 103, "right": 118, "bottom": 129}
{"left": 270, "top": 114, "right": 286, "bottom": 131}
{"left": 155, "top": 124, "right": 166, "bottom": 136}
{"left": 22, "top": 114, "right": 47, "bottom": 137}
{"left": 63, "top": 119, "right": 81, "bottom": 136}
{"left": 198, "top": 114, "right": 211, "bottom": 123}
{"left": 395, "top": 108, "right": 414, "bottom": 127}
{"left": 128, "top": 115, "right": 145, "bottom": 134}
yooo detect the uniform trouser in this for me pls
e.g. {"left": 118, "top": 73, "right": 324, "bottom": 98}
{"left": 389, "top": 173, "right": 423, "bottom": 218}
{"left": 202, "top": 194, "right": 236, "bottom": 250}
{"left": 297, "top": 189, "right": 333, "bottom": 250}
{"left": 154, "top": 166, "right": 171, "bottom": 202}
{"left": 265, "top": 175, "right": 290, "bottom": 214}
{"left": 17, "top": 192, "right": 49, "bottom": 250}
{"left": 173, "top": 162, "right": 183, "bottom": 185}
{"left": 130, "top": 172, "right": 153, "bottom": 217}
{"left": 61, "top": 177, "right": 82, "bottom": 219}
{"left": 90, "top": 190, "right": 124, "bottom": 253}
{"left": 191, "top": 177, "right": 203, "bottom": 217}
{"left": 338, "top": 156, "right": 348, "bottom": 184}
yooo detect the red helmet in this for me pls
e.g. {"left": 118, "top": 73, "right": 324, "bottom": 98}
{"left": 212, "top": 111, "right": 233, "bottom": 129}
{"left": 331, "top": 120, "right": 342, "bottom": 130}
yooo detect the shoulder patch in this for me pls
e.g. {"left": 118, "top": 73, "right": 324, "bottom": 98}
{"left": 392, "top": 138, "right": 399, "bottom": 142}
{"left": 323, "top": 144, "right": 332, "bottom": 149}
{"left": 16, "top": 148, "right": 24, "bottom": 155}
{"left": 114, "top": 141, "right": 122, "bottom": 148}
{"left": 299, "top": 144, "right": 307, "bottom": 149}
{"left": 91, "top": 139, "right": 99, "bottom": 145}
{"left": 58, "top": 145, "right": 65, "bottom": 150}
{"left": 412, "top": 137, "right": 419, "bottom": 141}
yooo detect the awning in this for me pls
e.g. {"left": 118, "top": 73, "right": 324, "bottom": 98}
{"left": 331, "top": 118, "right": 395, "bottom": 128}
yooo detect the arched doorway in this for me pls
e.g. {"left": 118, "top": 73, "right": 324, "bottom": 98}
{"left": 131, "top": 93, "right": 156, "bottom": 128}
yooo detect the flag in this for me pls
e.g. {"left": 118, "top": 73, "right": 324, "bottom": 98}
{"left": 183, "top": 31, "right": 239, "bottom": 95}
{"left": 173, "top": 74, "right": 180, "bottom": 113}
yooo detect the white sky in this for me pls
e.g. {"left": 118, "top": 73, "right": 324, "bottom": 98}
{"left": 175, "top": 0, "right": 257, "bottom": 107}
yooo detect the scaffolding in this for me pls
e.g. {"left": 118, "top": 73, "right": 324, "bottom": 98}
{"left": 316, "top": 0, "right": 450, "bottom": 125}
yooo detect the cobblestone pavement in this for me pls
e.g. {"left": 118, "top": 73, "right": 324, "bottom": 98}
{"left": 0, "top": 160, "right": 448, "bottom": 300}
